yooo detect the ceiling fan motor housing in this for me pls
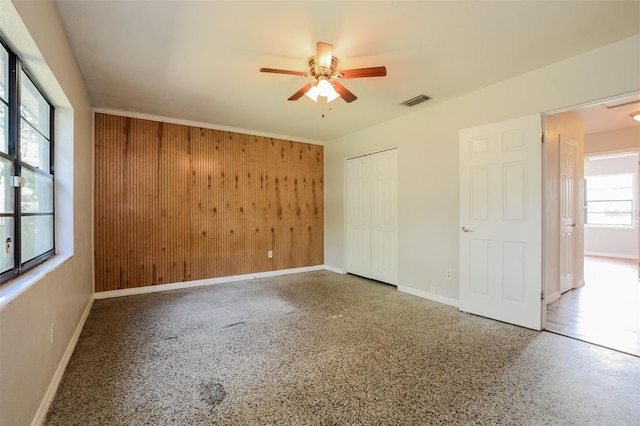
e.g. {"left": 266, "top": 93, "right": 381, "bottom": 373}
{"left": 308, "top": 56, "right": 340, "bottom": 79}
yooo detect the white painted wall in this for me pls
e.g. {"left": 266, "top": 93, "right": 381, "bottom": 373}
{"left": 0, "top": 1, "right": 94, "bottom": 424}
{"left": 324, "top": 35, "right": 640, "bottom": 302}
{"left": 584, "top": 154, "right": 639, "bottom": 259}
{"left": 585, "top": 127, "right": 640, "bottom": 155}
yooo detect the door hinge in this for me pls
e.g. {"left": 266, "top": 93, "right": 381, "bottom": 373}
{"left": 540, "top": 132, "right": 545, "bottom": 144}
{"left": 10, "top": 176, "right": 25, "bottom": 188}
{"left": 541, "top": 291, "right": 544, "bottom": 301}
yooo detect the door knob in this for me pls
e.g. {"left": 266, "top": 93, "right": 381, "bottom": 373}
{"left": 461, "top": 226, "right": 474, "bottom": 232}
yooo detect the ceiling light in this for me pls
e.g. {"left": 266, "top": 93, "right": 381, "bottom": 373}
{"left": 304, "top": 84, "right": 319, "bottom": 102}
{"left": 305, "top": 77, "right": 340, "bottom": 103}
{"left": 317, "top": 78, "right": 340, "bottom": 102}
{"left": 631, "top": 111, "right": 640, "bottom": 122}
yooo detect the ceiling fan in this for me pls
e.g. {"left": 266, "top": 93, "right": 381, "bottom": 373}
{"left": 260, "top": 42, "right": 387, "bottom": 103}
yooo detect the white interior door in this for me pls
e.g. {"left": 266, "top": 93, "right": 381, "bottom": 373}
{"left": 559, "top": 136, "right": 576, "bottom": 294}
{"left": 459, "top": 115, "right": 543, "bottom": 330}
{"left": 346, "top": 155, "right": 372, "bottom": 278}
{"left": 370, "top": 149, "right": 398, "bottom": 285}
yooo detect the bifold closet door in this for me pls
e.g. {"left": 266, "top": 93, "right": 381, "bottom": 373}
{"left": 346, "top": 149, "right": 397, "bottom": 285}
{"left": 346, "top": 154, "right": 372, "bottom": 278}
{"left": 370, "top": 149, "right": 398, "bottom": 284}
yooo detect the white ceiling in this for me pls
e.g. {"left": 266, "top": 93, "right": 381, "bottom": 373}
{"left": 569, "top": 93, "right": 640, "bottom": 135}
{"left": 53, "top": 1, "right": 640, "bottom": 142}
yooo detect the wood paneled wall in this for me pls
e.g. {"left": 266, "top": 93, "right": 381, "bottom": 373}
{"left": 94, "top": 113, "right": 323, "bottom": 292}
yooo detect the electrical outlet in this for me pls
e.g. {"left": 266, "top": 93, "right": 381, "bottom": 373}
{"left": 445, "top": 269, "right": 453, "bottom": 280}
{"left": 268, "top": 250, "right": 273, "bottom": 259}
{"left": 430, "top": 285, "right": 436, "bottom": 293}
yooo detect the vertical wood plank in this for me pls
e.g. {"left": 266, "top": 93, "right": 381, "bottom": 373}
{"left": 94, "top": 113, "right": 324, "bottom": 292}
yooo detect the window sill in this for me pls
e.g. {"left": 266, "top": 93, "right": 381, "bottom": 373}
{"left": 584, "top": 225, "right": 637, "bottom": 230}
{"left": 0, "top": 254, "right": 72, "bottom": 310}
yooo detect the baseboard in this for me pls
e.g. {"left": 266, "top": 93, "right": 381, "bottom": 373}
{"left": 95, "top": 265, "right": 326, "bottom": 299}
{"left": 397, "top": 285, "right": 459, "bottom": 308}
{"left": 584, "top": 251, "right": 638, "bottom": 260}
{"left": 32, "top": 294, "right": 95, "bottom": 426}
{"left": 546, "top": 291, "right": 561, "bottom": 305}
{"left": 324, "top": 265, "right": 346, "bottom": 274}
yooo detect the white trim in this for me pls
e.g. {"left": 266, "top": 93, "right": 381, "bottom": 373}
{"left": 586, "top": 152, "right": 639, "bottom": 161}
{"left": 324, "top": 265, "right": 346, "bottom": 274}
{"left": 546, "top": 291, "right": 561, "bottom": 305}
{"left": 585, "top": 224, "right": 636, "bottom": 230}
{"left": 95, "top": 265, "right": 326, "bottom": 299}
{"left": 397, "top": 285, "right": 460, "bottom": 308}
{"left": 584, "top": 251, "right": 639, "bottom": 260}
{"left": 545, "top": 279, "right": 585, "bottom": 306}
{"left": 544, "top": 90, "right": 640, "bottom": 116}
{"left": 0, "top": 254, "right": 73, "bottom": 310}
{"left": 584, "top": 148, "right": 640, "bottom": 158}
{"left": 31, "top": 295, "right": 95, "bottom": 426}
{"left": 93, "top": 108, "right": 323, "bottom": 146}
{"left": 345, "top": 146, "right": 399, "bottom": 161}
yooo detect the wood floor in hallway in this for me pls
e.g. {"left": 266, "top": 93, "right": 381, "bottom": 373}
{"left": 546, "top": 255, "right": 640, "bottom": 356}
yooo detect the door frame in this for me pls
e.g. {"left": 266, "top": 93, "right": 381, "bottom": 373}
{"left": 541, "top": 111, "right": 585, "bottom": 325}
{"left": 541, "top": 90, "right": 640, "bottom": 330}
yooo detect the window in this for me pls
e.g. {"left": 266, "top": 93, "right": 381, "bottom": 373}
{"left": 0, "top": 40, "right": 54, "bottom": 284}
{"left": 585, "top": 173, "right": 635, "bottom": 227}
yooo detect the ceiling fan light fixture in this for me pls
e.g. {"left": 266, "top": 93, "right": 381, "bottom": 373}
{"left": 305, "top": 84, "right": 320, "bottom": 102}
{"left": 631, "top": 111, "right": 640, "bottom": 122}
{"left": 260, "top": 41, "right": 386, "bottom": 103}
{"left": 317, "top": 77, "right": 340, "bottom": 102}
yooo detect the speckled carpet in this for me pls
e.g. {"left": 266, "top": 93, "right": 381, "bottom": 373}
{"left": 46, "top": 271, "right": 640, "bottom": 425}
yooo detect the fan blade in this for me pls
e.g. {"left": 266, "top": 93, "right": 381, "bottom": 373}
{"left": 288, "top": 83, "right": 313, "bottom": 101}
{"left": 260, "top": 68, "right": 308, "bottom": 77}
{"left": 317, "top": 42, "right": 333, "bottom": 69}
{"left": 340, "top": 66, "right": 387, "bottom": 79}
{"left": 333, "top": 82, "right": 357, "bottom": 103}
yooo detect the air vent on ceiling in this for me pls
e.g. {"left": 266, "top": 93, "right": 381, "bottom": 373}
{"left": 402, "top": 94, "right": 430, "bottom": 107}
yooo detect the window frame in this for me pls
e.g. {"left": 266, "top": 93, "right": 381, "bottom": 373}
{"left": 0, "top": 37, "right": 55, "bottom": 285}
{"left": 584, "top": 171, "right": 637, "bottom": 230}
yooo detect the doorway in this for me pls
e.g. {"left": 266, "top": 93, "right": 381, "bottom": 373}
{"left": 544, "top": 93, "right": 640, "bottom": 356}
{"left": 547, "top": 255, "right": 640, "bottom": 356}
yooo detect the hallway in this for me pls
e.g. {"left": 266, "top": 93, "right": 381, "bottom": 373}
{"left": 546, "top": 256, "right": 640, "bottom": 356}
